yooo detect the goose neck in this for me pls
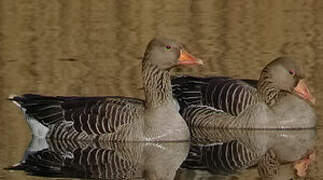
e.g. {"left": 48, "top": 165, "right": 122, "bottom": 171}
{"left": 257, "top": 78, "right": 286, "bottom": 106}
{"left": 142, "top": 62, "right": 173, "bottom": 108}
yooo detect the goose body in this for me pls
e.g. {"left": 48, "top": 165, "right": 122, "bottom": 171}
{"left": 10, "top": 38, "right": 203, "bottom": 141}
{"left": 172, "top": 57, "right": 317, "bottom": 129}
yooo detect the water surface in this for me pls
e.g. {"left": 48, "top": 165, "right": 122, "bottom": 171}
{"left": 1, "top": 0, "right": 323, "bottom": 179}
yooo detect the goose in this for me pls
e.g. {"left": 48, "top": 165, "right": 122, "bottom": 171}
{"left": 172, "top": 57, "right": 317, "bottom": 129}
{"left": 9, "top": 37, "right": 203, "bottom": 141}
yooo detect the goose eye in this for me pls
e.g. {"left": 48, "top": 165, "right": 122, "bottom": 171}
{"left": 289, "top": 70, "right": 295, "bottom": 76}
{"left": 165, "top": 45, "right": 171, "bottom": 50}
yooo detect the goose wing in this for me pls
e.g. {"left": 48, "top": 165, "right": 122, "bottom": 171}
{"left": 172, "top": 76, "right": 258, "bottom": 116}
{"left": 10, "top": 94, "right": 144, "bottom": 136}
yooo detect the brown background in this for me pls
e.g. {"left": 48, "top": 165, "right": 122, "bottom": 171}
{"left": 0, "top": 0, "right": 322, "bottom": 179}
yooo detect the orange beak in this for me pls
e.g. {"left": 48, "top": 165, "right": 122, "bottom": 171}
{"left": 294, "top": 79, "right": 316, "bottom": 104}
{"left": 177, "top": 50, "right": 203, "bottom": 65}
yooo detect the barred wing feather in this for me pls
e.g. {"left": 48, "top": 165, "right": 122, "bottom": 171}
{"left": 172, "top": 76, "right": 258, "bottom": 116}
{"left": 10, "top": 94, "right": 144, "bottom": 137}
{"left": 203, "top": 78, "right": 258, "bottom": 116}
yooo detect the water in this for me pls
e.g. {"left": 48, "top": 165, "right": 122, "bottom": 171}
{"left": 0, "top": 0, "right": 322, "bottom": 179}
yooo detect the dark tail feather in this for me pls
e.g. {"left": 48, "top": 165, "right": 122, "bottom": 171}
{"left": 4, "top": 163, "right": 26, "bottom": 170}
{"left": 8, "top": 94, "right": 65, "bottom": 127}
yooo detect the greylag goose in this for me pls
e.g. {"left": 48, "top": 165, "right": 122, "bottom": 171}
{"left": 172, "top": 57, "right": 316, "bottom": 129}
{"left": 9, "top": 38, "right": 203, "bottom": 141}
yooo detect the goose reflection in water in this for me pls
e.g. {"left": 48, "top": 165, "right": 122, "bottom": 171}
{"left": 178, "top": 128, "right": 316, "bottom": 179}
{"left": 6, "top": 138, "right": 189, "bottom": 180}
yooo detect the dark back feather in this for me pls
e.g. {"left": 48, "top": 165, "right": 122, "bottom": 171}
{"left": 171, "top": 76, "right": 221, "bottom": 109}
{"left": 172, "top": 76, "right": 258, "bottom": 116}
{"left": 203, "top": 78, "right": 258, "bottom": 116}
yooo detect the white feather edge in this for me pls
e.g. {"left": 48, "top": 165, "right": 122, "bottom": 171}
{"left": 9, "top": 94, "right": 49, "bottom": 138}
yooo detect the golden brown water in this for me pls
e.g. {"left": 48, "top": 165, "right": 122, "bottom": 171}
{"left": 1, "top": 0, "right": 323, "bottom": 179}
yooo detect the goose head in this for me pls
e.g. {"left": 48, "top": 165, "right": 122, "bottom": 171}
{"left": 143, "top": 38, "right": 203, "bottom": 70}
{"left": 259, "top": 57, "right": 315, "bottom": 104}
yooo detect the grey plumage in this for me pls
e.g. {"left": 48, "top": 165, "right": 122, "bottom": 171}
{"left": 9, "top": 37, "right": 203, "bottom": 141}
{"left": 173, "top": 57, "right": 317, "bottom": 129}
{"left": 11, "top": 95, "right": 145, "bottom": 141}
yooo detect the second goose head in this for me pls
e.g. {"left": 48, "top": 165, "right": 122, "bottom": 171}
{"left": 258, "top": 57, "right": 315, "bottom": 104}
